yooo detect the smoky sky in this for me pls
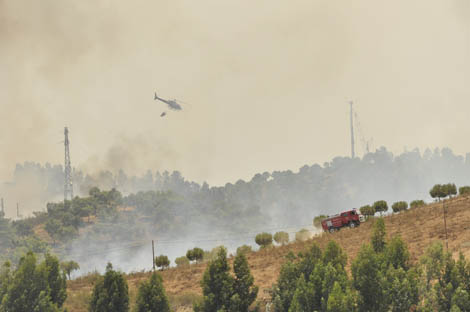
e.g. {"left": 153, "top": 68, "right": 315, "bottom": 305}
{"left": 1, "top": 0, "right": 469, "bottom": 186}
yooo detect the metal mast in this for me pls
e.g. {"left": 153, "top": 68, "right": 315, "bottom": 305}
{"left": 0, "top": 198, "right": 4, "bottom": 217}
{"left": 349, "top": 101, "right": 355, "bottom": 158}
{"left": 64, "top": 127, "right": 74, "bottom": 202}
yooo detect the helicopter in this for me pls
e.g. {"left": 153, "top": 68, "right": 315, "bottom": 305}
{"left": 154, "top": 92, "right": 182, "bottom": 111}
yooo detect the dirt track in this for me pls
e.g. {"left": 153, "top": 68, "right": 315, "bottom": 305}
{"left": 65, "top": 196, "right": 470, "bottom": 311}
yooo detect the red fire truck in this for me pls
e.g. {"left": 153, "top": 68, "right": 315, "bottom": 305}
{"left": 321, "top": 209, "right": 362, "bottom": 233}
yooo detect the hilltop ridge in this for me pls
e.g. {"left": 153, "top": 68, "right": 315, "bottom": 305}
{"left": 65, "top": 195, "right": 470, "bottom": 311}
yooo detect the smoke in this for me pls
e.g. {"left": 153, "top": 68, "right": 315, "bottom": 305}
{"left": 1, "top": 0, "right": 469, "bottom": 188}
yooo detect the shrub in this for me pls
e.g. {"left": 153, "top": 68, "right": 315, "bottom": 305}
{"left": 409, "top": 200, "right": 425, "bottom": 209}
{"left": 236, "top": 245, "right": 252, "bottom": 256}
{"left": 373, "top": 200, "right": 388, "bottom": 215}
{"left": 391, "top": 201, "right": 408, "bottom": 213}
{"left": 295, "top": 229, "right": 311, "bottom": 242}
{"left": 360, "top": 205, "right": 375, "bottom": 217}
{"left": 274, "top": 231, "right": 289, "bottom": 245}
{"left": 175, "top": 256, "right": 189, "bottom": 267}
{"left": 255, "top": 232, "right": 273, "bottom": 248}
{"left": 459, "top": 186, "right": 470, "bottom": 196}
{"left": 313, "top": 215, "right": 327, "bottom": 228}
{"left": 155, "top": 255, "right": 170, "bottom": 270}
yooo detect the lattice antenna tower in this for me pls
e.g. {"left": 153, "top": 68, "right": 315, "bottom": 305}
{"left": 64, "top": 127, "right": 74, "bottom": 202}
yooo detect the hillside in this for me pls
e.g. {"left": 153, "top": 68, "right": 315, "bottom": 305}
{"left": 64, "top": 195, "right": 470, "bottom": 311}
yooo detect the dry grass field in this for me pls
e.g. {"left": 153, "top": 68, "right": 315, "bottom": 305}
{"left": 64, "top": 195, "right": 470, "bottom": 311}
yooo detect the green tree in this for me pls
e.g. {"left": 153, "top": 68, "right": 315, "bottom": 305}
{"left": 231, "top": 252, "right": 258, "bottom": 311}
{"left": 42, "top": 253, "right": 67, "bottom": 307}
{"left": 323, "top": 241, "right": 347, "bottom": 271}
{"left": 373, "top": 200, "right": 388, "bottom": 215}
{"left": 446, "top": 183, "right": 457, "bottom": 197}
{"left": 274, "top": 231, "right": 289, "bottom": 245}
{"left": 288, "top": 275, "right": 317, "bottom": 312}
{"left": 13, "top": 220, "right": 34, "bottom": 237}
{"left": 89, "top": 263, "right": 129, "bottom": 312}
{"left": 385, "top": 235, "right": 410, "bottom": 270}
{"left": 255, "top": 232, "right": 273, "bottom": 248}
{"left": 175, "top": 256, "right": 189, "bottom": 267}
{"left": 155, "top": 255, "right": 170, "bottom": 270}
{"left": 351, "top": 244, "right": 385, "bottom": 312}
{"left": 2, "top": 252, "right": 60, "bottom": 312}
{"left": 135, "top": 272, "right": 170, "bottom": 312}
{"left": 430, "top": 184, "right": 447, "bottom": 201}
{"left": 459, "top": 186, "right": 470, "bottom": 196}
{"left": 194, "top": 247, "right": 234, "bottom": 312}
{"left": 360, "top": 205, "right": 375, "bottom": 218}
{"left": 60, "top": 260, "right": 80, "bottom": 280}
{"left": 371, "top": 218, "right": 386, "bottom": 253}
{"left": 391, "top": 201, "right": 408, "bottom": 213}
{"left": 0, "top": 261, "right": 12, "bottom": 305}
{"left": 326, "top": 281, "right": 357, "bottom": 312}
{"left": 187, "top": 247, "right": 204, "bottom": 263}
{"left": 44, "top": 219, "right": 62, "bottom": 244}
{"left": 383, "top": 266, "right": 419, "bottom": 312}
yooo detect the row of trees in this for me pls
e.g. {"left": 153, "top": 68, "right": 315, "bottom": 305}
{"left": 0, "top": 252, "right": 67, "bottom": 311}
{"left": 89, "top": 263, "right": 170, "bottom": 312}
{"left": 88, "top": 247, "right": 258, "bottom": 312}
{"left": 270, "top": 219, "right": 470, "bottom": 312}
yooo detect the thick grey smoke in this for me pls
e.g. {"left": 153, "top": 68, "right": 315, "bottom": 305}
{"left": 1, "top": 0, "right": 469, "bottom": 188}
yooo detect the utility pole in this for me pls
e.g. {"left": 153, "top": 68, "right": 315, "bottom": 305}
{"left": 16, "top": 203, "right": 19, "bottom": 219}
{"left": 443, "top": 200, "right": 449, "bottom": 252}
{"left": 64, "top": 127, "right": 74, "bottom": 203}
{"left": 152, "top": 240, "right": 156, "bottom": 271}
{"left": 350, "top": 101, "right": 355, "bottom": 158}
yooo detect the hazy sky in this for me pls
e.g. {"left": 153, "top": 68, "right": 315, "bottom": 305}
{"left": 1, "top": 0, "right": 469, "bottom": 185}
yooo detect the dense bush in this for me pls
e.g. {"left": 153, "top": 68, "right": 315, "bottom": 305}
{"left": 155, "top": 255, "right": 170, "bottom": 270}
{"left": 409, "top": 200, "right": 425, "bottom": 209}
{"left": 391, "top": 201, "right": 408, "bottom": 213}
{"left": 255, "top": 232, "right": 273, "bottom": 248}
{"left": 274, "top": 231, "right": 289, "bottom": 245}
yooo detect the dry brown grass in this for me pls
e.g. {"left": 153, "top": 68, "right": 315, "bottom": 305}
{"left": 64, "top": 195, "right": 470, "bottom": 311}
